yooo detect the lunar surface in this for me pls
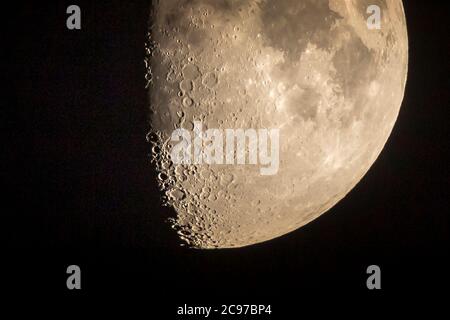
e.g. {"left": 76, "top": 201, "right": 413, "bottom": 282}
{"left": 146, "top": 0, "right": 408, "bottom": 248}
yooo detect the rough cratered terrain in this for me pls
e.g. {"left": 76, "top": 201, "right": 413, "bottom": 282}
{"left": 147, "top": 0, "right": 408, "bottom": 248}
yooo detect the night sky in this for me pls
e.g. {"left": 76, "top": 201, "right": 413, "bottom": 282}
{"left": 2, "top": 0, "right": 449, "bottom": 311}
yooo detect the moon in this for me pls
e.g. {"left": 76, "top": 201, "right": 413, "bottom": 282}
{"left": 147, "top": 0, "right": 408, "bottom": 248}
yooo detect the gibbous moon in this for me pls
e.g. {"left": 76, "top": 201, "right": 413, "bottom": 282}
{"left": 147, "top": 0, "right": 408, "bottom": 248}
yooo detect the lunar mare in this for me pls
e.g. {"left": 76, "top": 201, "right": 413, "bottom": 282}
{"left": 147, "top": 0, "right": 408, "bottom": 248}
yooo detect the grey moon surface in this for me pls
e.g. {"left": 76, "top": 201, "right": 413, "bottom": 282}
{"left": 147, "top": 0, "right": 408, "bottom": 248}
